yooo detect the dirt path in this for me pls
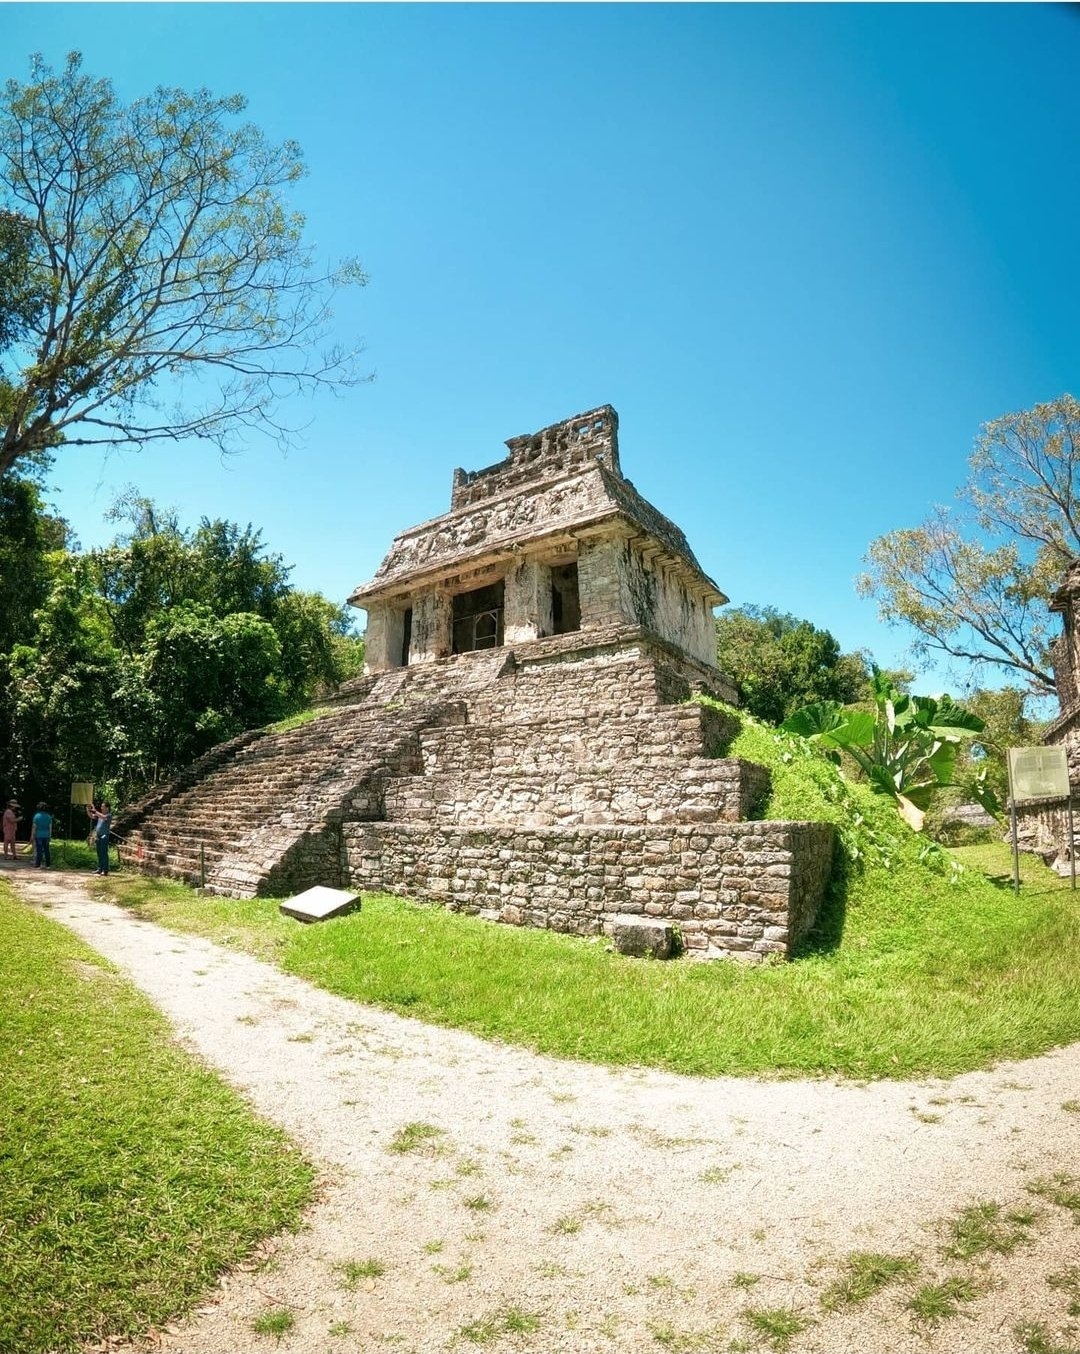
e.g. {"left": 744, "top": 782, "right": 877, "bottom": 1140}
{"left": 13, "top": 867, "right": 1080, "bottom": 1354}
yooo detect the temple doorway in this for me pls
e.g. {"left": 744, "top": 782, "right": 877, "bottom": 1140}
{"left": 551, "top": 563, "right": 581, "bottom": 635}
{"left": 451, "top": 581, "right": 505, "bottom": 653}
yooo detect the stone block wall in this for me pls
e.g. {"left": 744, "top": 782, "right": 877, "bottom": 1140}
{"left": 482, "top": 633, "right": 738, "bottom": 721}
{"left": 381, "top": 759, "right": 769, "bottom": 830}
{"left": 382, "top": 688, "right": 763, "bottom": 830}
{"left": 418, "top": 704, "right": 736, "bottom": 773}
{"left": 344, "top": 820, "right": 834, "bottom": 962}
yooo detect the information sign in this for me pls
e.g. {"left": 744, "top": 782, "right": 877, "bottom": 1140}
{"left": 1007, "top": 747, "right": 1070, "bottom": 804}
{"left": 1006, "top": 745, "right": 1075, "bottom": 896}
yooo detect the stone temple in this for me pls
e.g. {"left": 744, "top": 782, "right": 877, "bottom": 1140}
{"left": 121, "top": 406, "right": 834, "bottom": 961}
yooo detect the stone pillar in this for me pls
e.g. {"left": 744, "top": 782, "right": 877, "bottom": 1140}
{"left": 578, "top": 536, "right": 634, "bottom": 629}
{"left": 504, "top": 557, "right": 550, "bottom": 644}
{"left": 409, "top": 591, "right": 451, "bottom": 664}
{"left": 362, "top": 604, "right": 398, "bottom": 674}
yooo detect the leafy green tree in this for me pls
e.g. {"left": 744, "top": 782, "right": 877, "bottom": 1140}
{"left": 716, "top": 605, "right": 870, "bottom": 725}
{"left": 0, "top": 485, "right": 365, "bottom": 808}
{"left": 0, "top": 470, "right": 66, "bottom": 655}
{"left": 272, "top": 589, "right": 364, "bottom": 705}
{"left": 957, "top": 686, "right": 1046, "bottom": 808}
{"left": 782, "top": 668, "right": 996, "bottom": 831}
{"left": 859, "top": 394, "right": 1080, "bottom": 697}
{"left": 89, "top": 490, "right": 360, "bottom": 703}
{"left": 5, "top": 553, "right": 125, "bottom": 803}
{"left": 0, "top": 53, "right": 367, "bottom": 478}
{"left": 136, "top": 605, "right": 286, "bottom": 769}
{"left": 0, "top": 469, "right": 72, "bottom": 807}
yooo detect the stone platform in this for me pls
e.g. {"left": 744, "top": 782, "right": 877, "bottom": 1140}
{"left": 119, "top": 634, "right": 833, "bottom": 962}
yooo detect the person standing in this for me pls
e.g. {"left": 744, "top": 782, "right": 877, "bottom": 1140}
{"left": 31, "top": 803, "right": 53, "bottom": 869}
{"left": 87, "top": 800, "right": 112, "bottom": 876}
{"left": 3, "top": 800, "right": 20, "bottom": 859}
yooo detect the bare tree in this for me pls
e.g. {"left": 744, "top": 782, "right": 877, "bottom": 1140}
{"left": 0, "top": 53, "right": 368, "bottom": 477}
{"left": 858, "top": 395, "right": 1080, "bottom": 697}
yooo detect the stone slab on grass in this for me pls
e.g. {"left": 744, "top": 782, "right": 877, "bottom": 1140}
{"left": 607, "top": 913, "right": 678, "bottom": 960}
{"left": 280, "top": 886, "right": 361, "bottom": 924}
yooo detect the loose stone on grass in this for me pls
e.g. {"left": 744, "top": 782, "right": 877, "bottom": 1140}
{"left": 279, "top": 885, "right": 361, "bottom": 924}
{"left": 607, "top": 913, "right": 679, "bottom": 959}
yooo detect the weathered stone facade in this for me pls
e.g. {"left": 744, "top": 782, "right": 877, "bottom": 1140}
{"left": 122, "top": 407, "right": 836, "bottom": 961}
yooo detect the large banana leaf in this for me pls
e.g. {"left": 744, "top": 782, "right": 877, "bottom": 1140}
{"left": 781, "top": 704, "right": 875, "bottom": 748}
{"left": 783, "top": 668, "right": 992, "bottom": 832}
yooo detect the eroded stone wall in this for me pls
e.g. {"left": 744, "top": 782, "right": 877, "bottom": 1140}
{"left": 345, "top": 820, "right": 833, "bottom": 962}
{"left": 620, "top": 541, "right": 716, "bottom": 667}
{"left": 381, "top": 760, "right": 768, "bottom": 829}
{"left": 482, "top": 632, "right": 738, "bottom": 720}
{"left": 451, "top": 405, "right": 621, "bottom": 510}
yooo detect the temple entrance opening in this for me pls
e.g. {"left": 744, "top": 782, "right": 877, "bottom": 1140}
{"left": 550, "top": 562, "right": 581, "bottom": 635}
{"left": 452, "top": 581, "right": 505, "bottom": 654}
{"left": 400, "top": 607, "right": 412, "bottom": 667}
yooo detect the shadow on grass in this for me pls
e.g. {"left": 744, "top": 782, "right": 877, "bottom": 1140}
{"left": 949, "top": 843, "right": 1078, "bottom": 898}
{"left": 794, "top": 837, "right": 849, "bottom": 958}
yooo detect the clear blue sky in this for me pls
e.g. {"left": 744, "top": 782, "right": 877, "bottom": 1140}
{"left": 4, "top": 3, "right": 1079, "bottom": 694}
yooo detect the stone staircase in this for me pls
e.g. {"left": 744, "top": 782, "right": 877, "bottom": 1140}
{"left": 120, "top": 649, "right": 514, "bottom": 896}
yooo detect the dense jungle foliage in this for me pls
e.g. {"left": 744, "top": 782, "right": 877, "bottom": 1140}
{"left": 0, "top": 470, "right": 364, "bottom": 816}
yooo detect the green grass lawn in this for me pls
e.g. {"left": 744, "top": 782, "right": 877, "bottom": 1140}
{"left": 0, "top": 882, "right": 315, "bottom": 1354}
{"left": 92, "top": 705, "right": 1080, "bottom": 1081}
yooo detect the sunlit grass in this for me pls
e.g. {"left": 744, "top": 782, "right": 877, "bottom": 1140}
{"left": 94, "top": 831, "right": 1080, "bottom": 1080}
{"left": 820, "top": 1252, "right": 919, "bottom": 1310}
{"left": 0, "top": 883, "right": 314, "bottom": 1354}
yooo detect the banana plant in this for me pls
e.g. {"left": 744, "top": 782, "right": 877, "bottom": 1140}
{"left": 781, "top": 667, "right": 1000, "bottom": 831}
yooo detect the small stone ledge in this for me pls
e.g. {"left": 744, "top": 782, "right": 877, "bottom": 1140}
{"left": 606, "top": 913, "right": 678, "bottom": 959}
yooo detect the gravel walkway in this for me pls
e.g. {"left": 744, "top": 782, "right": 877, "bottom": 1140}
{"left": 13, "top": 866, "right": 1080, "bottom": 1354}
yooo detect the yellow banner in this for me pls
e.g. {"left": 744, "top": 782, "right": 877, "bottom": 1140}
{"left": 70, "top": 782, "right": 95, "bottom": 806}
